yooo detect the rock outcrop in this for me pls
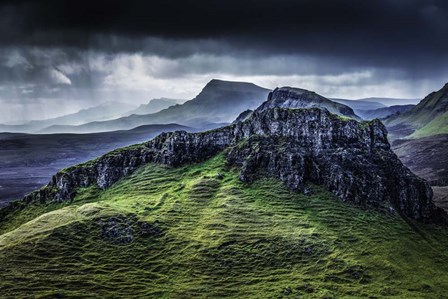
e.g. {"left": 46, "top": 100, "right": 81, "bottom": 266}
{"left": 257, "top": 87, "right": 361, "bottom": 120}
{"left": 5, "top": 105, "right": 445, "bottom": 223}
{"left": 233, "top": 109, "right": 253, "bottom": 123}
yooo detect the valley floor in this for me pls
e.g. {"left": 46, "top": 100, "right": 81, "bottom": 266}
{"left": 1, "top": 154, "right": 448, "bottom": 298}
{"left": 392, "top": 134, "right": 448, "bottom": 186}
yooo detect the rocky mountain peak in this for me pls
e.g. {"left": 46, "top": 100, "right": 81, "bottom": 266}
{"left": 256, "top": 87, "right": 360, "bottom": 120}
{"left": 7, "top": 106, "right": 446, "bottom": 224}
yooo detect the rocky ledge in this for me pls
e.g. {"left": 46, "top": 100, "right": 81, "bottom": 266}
{"left": 258, "top": 87, "right": 361, "bottom": 120}
{"left": 2, "top": 107, "right": 446, "bottom": 223}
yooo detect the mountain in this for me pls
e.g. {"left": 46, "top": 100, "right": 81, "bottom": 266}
{"left": 356, "top": 104, "right": 415, "bottom": 120}
{"left": 384, "top": 83, "right": 448, "bottom": 190}
{"left": 125, "top": 98, "right": 183, "bottom": 115}
{"left": 256, "top": 87, "right": 361, "bottom": 120}
{"left": 232, "top": 87, "right": 361, "bottom": 123}
{"left": 332, "top": 98, "right": 419, "bottom": 120}
{"left": 356, "top": 97, "right": 420, "bottom": 106}
{"left": 9, "top": 107, "right": 440, "bottom": 221}
{"left": 385, "top": 83, "right": 448, "bottom": 139}
{"left": 39, "top": 79, "right": 271, "bottom": 133}
{"left": 0, "top": 123, "right": 193, "bottom": 207}
{"left": 0, "top": 102, "right": 136, "bottom": 133}
{"left": 1, "top": 104, "right": 448, "bottom": 297}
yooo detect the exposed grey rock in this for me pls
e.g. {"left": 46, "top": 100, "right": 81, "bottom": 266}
{"left": 233, "top": 109, "right": 253, "bottom": 123}
{"left": 99, "top": 216, "right": 163, "bottom": 244}
{"left": 257, "top": 87, "right": 361, "bottom": 120}
{"left": 227, "top": 108, "right": 442, "bottom": 222}
{"left": 5, "top": 107, "right": 446, "bottom": 223}
{"left": 303, "top": 187, "right": 314, "bottom": 196}
{"left": 100, "top": 216, "right": 135, "bottom": 244}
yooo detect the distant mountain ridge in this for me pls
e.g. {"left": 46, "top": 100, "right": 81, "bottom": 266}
{"left": 39, "top": 79, "right": 271, "bottom": 133}
{"left": 357, "top": 104, "right": 415, "bottom": 120}
{"left": 0, "top": 102, "right": 136, "bottom": 133}
{"left": 332, "top": 98, "right": 418, "bottom": 120}
{"left": 332, "top": 98, "right": 386, "bottom": 112}
{"left": 125, "top": 98, "right": 184, "bottom": 116}
{"left": 356, "top": 97, "right": 420, "bottom": 106}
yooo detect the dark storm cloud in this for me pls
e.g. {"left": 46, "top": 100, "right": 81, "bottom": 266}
{"left": 0, "top": 0, "right": 447, "bottom": 123}
{"left": 1, "top": 0, "right": 448, "bottom": 62}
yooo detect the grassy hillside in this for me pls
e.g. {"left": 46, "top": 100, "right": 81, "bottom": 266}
{"left": 1, "top": 154, "right": 448, "bottom": 298}
{"left": 411, "top": 111, "right": 448, "bottom": 138}
{"left": 384, "top": 83, "right": 448, "bottom": 139}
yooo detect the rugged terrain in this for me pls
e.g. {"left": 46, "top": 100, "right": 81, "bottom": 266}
{"left": 1, "top": 86, "right": 448, "bottom": 298}
{"left": 259, "top": 87, "right": 360, "bottom": 119}
{"left": 1, "top": 153, "right": 448, "bottom": 298}
{"left": 8, "top": 106, "right": 442, "bottom": 222}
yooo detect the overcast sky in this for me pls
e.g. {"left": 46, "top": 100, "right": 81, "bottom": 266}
{"left": 0, "top": 0, "right": 447, "bottom": 122}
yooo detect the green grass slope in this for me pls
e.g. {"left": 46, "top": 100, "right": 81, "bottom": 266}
{"left": 411, "top": 111, "right": 448, "bottom": 138}
{"left": 1, "top": 154, "right": 448, "bottom": 298}
{"left": 384, "top": 83, "right": 448, "bottom": 139}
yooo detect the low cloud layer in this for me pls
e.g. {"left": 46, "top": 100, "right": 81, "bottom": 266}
{"left": 0, "top": 0, "right": 447, "bottom": 122}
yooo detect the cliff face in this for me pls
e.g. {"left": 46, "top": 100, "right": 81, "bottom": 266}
{"left": 229, "top": 109, "right": 437, "bottom": 221}
{"left": 9, "top": 107, "right": 445, "bottom": 223}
